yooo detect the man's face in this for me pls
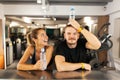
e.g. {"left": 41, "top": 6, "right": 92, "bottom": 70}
{"left": 64, "top": 26, "right": 79, "bottom": 45}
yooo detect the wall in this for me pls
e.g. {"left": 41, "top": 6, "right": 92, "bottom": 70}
{"left": 105, "top": 0, "right": 120, "bottom": 15}
{"left": 4, "top": 5, "right": 105, "bottom": 16}
{"left": 105, "top": 0, "right": 120, "bottom": 59}
{"left": 0, "top": 4, "right": 4, "bottom": 19}
{"left": 114, "top": 19, "right": 120, "bottom": 58}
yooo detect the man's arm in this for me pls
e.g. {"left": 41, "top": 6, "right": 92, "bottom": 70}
{"left": 81, "top": 29, "right": 101, "bottom": 50}
{"left": 55, "top": 55, "right": 91, "bottom": 72}
{"left": 69, "top": 19, "right": 101, "bottom": 50}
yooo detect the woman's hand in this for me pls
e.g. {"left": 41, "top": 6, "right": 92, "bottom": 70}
{"left": 33, "top": 60, "right": 42, "bottom": 70}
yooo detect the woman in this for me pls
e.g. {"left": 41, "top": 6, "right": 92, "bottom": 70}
{"left": 17, "top": 28, "right": 53, "bottom": 70}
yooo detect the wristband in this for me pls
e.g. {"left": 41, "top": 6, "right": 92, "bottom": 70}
{"left": 81, "top": 63, "right": 85, "bottom": 69}
{"left": 78, "top": 27, "right": 83, "bottom": 32}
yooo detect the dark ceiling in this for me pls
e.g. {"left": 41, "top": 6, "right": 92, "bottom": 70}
{"left": 0, "top": 0, "right": 113, "bottom": 6}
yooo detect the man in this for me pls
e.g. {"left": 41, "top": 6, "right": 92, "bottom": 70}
{"left": 55, "top": 19, "right": 101, "bottom": 72}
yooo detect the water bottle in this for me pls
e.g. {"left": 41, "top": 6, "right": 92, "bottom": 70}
{"left": 40, "top": 48, "right": 47, "bottom": 70}
{"left": 69, "top": 7, "right": 75, "bottom": 19}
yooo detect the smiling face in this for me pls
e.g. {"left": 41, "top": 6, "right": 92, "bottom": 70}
{"left": 32, "top": 28, "right": 48, "bottom": 46}
{"left": 64, "top": 26, "right": 80, "bottom": 45}
{"left": 36, "top": 29, "right": 48, "bottom": 46}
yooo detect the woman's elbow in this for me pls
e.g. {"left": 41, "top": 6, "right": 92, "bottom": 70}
{"left": 17, "top": 65, "right": 19, "bottom": 70}
{"left": 17, "top": 63, "right": 21, "bottom": 70}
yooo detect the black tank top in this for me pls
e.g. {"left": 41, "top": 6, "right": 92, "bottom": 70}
{"left": 31, "top": 46, "right": 53, "bottom": 69}
{"left": 31, "top": 46, "right": 47, "bottom": 64}
{"left": 31, "top": 46, "right": 36, "bottom": 64}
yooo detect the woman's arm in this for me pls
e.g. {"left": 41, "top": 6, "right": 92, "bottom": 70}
{"left": 17, "top": 46, "right": 37, "bottom": 70}
{"left": 69, "top": 19, "right": 101, "bottom": 50}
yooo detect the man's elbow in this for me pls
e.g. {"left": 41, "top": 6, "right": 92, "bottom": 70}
{"left": 56, "top": 65, "right": 64, "bottom": 72}
{"left": 95, "top": 42, "right": 101, "bottom": 50}
{"left": 55, "top": 61, "right": 65, "bottom": 72}
{"left": 55, "top": 55, "right": 66, "bottom": 72}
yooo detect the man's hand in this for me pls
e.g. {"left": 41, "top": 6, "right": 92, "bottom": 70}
{"left": 84, "top": 63, "right": 91, "bottom": 70}
{"left": 69, "top": 19, "right": 81, "bottom": 30}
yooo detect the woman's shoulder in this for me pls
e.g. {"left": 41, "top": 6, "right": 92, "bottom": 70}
{"left": 46, "top": 45, "right": 53, "bottom": 49}
{"left": 27, "top": 45, "right": 34, "bottom": 49}
{"left": 25, "top": 45, "right": 34, "bottom": 55}
{"left": 45, "top": 45, "right": 53, "bottom": 52}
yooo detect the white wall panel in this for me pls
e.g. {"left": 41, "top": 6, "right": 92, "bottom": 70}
{"left": 4, "top": 5, "right": 105, "bottom": 16}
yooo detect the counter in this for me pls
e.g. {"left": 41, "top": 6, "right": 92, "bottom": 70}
{"left": 0, "top": 69, "right": 120, "bottom": 80}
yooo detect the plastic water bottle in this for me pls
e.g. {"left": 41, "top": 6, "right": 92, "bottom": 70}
{"left": 40, "top": 48, "right": 47, "bottom": 70}
{"left": 69, "top": 7, "right": 75, "bottom": 19}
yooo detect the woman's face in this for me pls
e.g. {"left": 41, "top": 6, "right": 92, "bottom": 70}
{"left": 35, "top": 29, "right": 48, "bottom": 46}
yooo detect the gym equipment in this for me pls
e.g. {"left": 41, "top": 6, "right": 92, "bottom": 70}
{"left": 89, "top": 23, "right": 115, "bottom": 70}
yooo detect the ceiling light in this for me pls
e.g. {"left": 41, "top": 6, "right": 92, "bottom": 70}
{"left": 22, "top": 17, "right": 31, "bottom": 23}
{"left": 37, "top": 0, "right": 42, "bottom": 4}
{"left": 45, "top": 25, "right": 58, "bottom": 29}
{"left": 52, "top": 17, "right": 56, "bottom": 21}
{"left": 10, "top": 21, "right": 19, "bottom": 27}
{"left": 28, "top": 17, "right": 51, "bottom": 20}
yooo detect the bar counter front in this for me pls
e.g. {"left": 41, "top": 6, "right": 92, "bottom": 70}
{"left": 0, "top": 69, "right": 120, "bottom": 80}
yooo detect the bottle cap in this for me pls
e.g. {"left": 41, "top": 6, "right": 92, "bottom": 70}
{"left": 41, "top": 48, "right": 45, "bottom": 53}
{"left": 70, "top": 6, "right": 75, "bottom": 11}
